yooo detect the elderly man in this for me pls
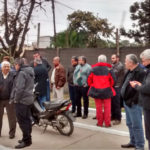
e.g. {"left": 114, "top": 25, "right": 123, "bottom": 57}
{"left": 10, "top": 58, "right": 34, "bottom": 149}
{"left": 73, "top": 56, "right": 91, "bottom": 119}
{"left": 111, "top": 54, "right": 125, "bottom": 125}
{"left": 130, "top": 49, "right": 150, "bottom": 150}
{"left": 88, "top": 55, "right": 116, "bottom": 127}
{"left": 0, "top": 61, "right": 16, "bottom": 138}
{"left": 51, "top": 57, "right": 66, "bottom": 100}
{"left": 121, "top": 54, "right": 146, "bottom": 150}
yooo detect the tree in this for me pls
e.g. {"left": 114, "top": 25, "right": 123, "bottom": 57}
{"left": 0, "top": 0, "right": 47, "bottom": 58}
{"left": 67, "top": 10, "right": 114, "bottom": 47}
{"left": 120, "top": 0, "right": 150, "bottom": 45}
{"left": 50, "top": 30, "right": 88, "bottom": 48}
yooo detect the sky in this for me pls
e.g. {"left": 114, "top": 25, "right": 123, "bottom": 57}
{"left": 0, "top": 0, "right": 143, "bottom": 44}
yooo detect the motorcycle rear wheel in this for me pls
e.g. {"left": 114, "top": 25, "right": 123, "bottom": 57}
{"left": 56, "top": 113, "right": 74, "bottom": 136}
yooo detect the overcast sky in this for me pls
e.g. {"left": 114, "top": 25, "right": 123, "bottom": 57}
{"left": 0, "top": 0, "right": 143, "bottom": 44}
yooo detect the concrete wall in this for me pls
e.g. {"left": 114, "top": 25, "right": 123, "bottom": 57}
{"left": 24, "top": 47, "right": 147, "bottom": 93}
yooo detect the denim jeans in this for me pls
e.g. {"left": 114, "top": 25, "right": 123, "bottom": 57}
{"left": 38, "top": 96, "right": 47, "bottom": 110}
{"left": 68, "top": 84, "right": 76, "bottom": 113}
{"left": 124, "top": 103, "right": 145, "bottom": 149}
{"left": 46, "top": 79, "right": 50, "bottom": 101}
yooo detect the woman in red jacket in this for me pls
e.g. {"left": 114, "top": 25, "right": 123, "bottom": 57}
{"left": 88, "top": 55, "right": 116, "bottom": 127}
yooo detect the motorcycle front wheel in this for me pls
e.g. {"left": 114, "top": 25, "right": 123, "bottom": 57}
{"left": 56, "top": 113, "right": 74, "bottom": 136}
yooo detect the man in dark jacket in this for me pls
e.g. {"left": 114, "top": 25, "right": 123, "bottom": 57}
{"left": 67, "top": 56, "right": 78, "bottom": 113}
{"left": 0, "top": 61, "right": 16, "bottom": 139}
{"left": 130, "top": 49, "right": 150, "bottom": 150}
{"left": 121, "top": 54, "right": 146, "bottom": 150}
{"left": 34, "top": 58, "right": 48, "bottom": 110}
{"left": 111, "top": 54, "right": 125, "bottom": 125}
{"left": 31, "top": 50, "right": 51, "bottom": 101}
{"left": 10, "top": 58, "right": 34, "bottom": 149}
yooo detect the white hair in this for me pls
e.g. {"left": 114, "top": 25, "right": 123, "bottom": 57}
{"left": 98, "top": 55, "right": 107, "bottom": 62}
{"left": 140, "top": 49, "right": 150, "bottom": 60}
{"left": 1, "top": 61, "right": 10, "bottom": 68}
{"left": 126, "top": 54, "right": 138, "bottom": 64}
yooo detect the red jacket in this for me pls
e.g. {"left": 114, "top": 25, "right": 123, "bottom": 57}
{"left": 87, "top": 62, "right": 116, "bottom": 99}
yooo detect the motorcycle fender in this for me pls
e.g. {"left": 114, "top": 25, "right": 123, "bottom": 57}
{"left": 64, "top": 111, "right": 76, "bottom": 122}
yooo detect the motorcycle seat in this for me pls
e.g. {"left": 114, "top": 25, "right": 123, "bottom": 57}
{"left": 43, "top": 100, "right": 67, "bottom": 110}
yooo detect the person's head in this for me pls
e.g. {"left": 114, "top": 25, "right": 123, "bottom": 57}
{"left": 1, "top": 61, "right": 10, "bottom": 75}
{"left": 33, "top": 50, "right": 41, "bottom": 59}
{"left": 71, "top": 56, "right": 78, "bottom": 66}
{"left": 78, "top": 56, "right": 86, "bottom": 65}
{"left": 34, "top": 58, "right": 42, "bottom": 67}
{"left": 140, "top": 49, "right": 150, "bottom": 67}
{"left": 125, "top": 54, "right": 138, "bottom": 70}
{"left": 111, "top": 54, "right": 119, "bottom": 64}
{"left": 14, "top": 58, "right": 28, "bottom": 71}
{"left": 53, "top": 56, "right": 60, "bottom": 67}
{"left": 98, "top": 55, "right": 107, "bottom": 63}
{"left": 3, "top": 56, "right": 10, "bottom": 62}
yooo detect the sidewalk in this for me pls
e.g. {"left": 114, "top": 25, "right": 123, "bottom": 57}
{"left": 0, "top": 111, "right": 148, "bottom": 150}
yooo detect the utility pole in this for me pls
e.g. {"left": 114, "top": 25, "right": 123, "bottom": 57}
{"left": 51, "top": 0, "right": 57, "bottom": 48}
{"left": 37, "top": 23, "right": 40, "bottom": 48}
{"left": 116, "top": 28, "right": 120, "bottom": 56}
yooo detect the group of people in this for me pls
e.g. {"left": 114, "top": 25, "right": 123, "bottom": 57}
{"left": 0, "top": 48, "right": 150, "bottom": 150}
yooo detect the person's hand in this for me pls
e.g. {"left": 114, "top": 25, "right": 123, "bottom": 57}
{"left": 130, "top": 81, "right": 142, "bottom": 88}
{"left": 56, "top": 86, "right": 60, "bottom": 89}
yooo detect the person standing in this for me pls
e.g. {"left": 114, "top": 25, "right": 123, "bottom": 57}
{"left": 111, "top": 54, "right": 124, "bottom": 125}
{"left": 67, "top": 56, "right": 78, "bottom": 113}
{"left": 31, "top": 50, "right": 51, "bottom": 101}
{"left": 0, "top": 61, "right": 16, "bottom": 138}
{"left": 88, "top": 55, "right": 116, "bottom": 127}
{"left": 10, "top": 58, "right": 34, "bottom": 149}
{"left": 34, "top": 58, "right": 48, "bottom": 110}
{"left": 121, "top": 54, "right": 145, "bottom": 150}
{"left": 73, "top": 56, "right": 91, "bottom": 119}
{"left": 130, "top": 49, "right": 150, "bottom": 150}
{"left": 51, "top": 57, "right": 66, "bottom": 100}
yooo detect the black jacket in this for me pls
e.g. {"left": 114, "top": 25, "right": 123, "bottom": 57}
{"left": 10, "top": 66, "right": 34, "bottom": 105}
{"left": 135, "top": 65, "right": 150, "bottom": 110}
{"left": 121, "top": 64, "right": 146, "bottom": 107}
{"left": 0, "top": 71, "right": 15, "bottom": 100}
{"left": 67, "top": 65, "right": 77, "bottom": 86}
{"left": 34, "top": 64, "right": 48, "bottom": 96}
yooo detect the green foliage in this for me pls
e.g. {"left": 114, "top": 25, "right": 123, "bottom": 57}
{"left": 120, "top": 0, "right": 150, "bottom": 45}
{"left": 51, "top": 10, "right": 114, "bottom": 48}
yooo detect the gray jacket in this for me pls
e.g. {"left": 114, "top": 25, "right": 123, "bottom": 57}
{"left": 111, "top": 61, "right": 125, "bottom": 88}
{"left": 10, "top": 66, "right": 34, "bottom": 105}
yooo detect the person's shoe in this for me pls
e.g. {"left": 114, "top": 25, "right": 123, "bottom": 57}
{"left": 113, "top": 120, "right": 121, "bottom": 125}
{"left": 121, "top": 143, "right": 135, "bottom": 148}
{"left": 18, "top": 140, "right": 23, "bottom": 143}
{"left": 96, "top": 123, "right": 103, "bottom": 127}
{"left": 82, "top": 114, "right": 88, "bottom": 119}
{"left": 9, "top": 135, "right": 15, "bottom": 139}
{"left": 92, "top": 116, "right": 96, "bottom": 120}
{"left": 15, "top": 142, "right": 32, "bottom": 149}
{"left": 105, "top": 124, "right": 112, "bottom": 128}
{"left": 74, "top": 114, "right": 82, "bottom": 117}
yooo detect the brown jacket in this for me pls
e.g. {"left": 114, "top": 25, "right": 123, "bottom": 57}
{"left": 54, "top": 64, "right": 66, "bottom": 87}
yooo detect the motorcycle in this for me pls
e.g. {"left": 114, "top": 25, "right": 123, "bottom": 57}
{"left": 31, "top": 92, "right": 75, "bottom": 136}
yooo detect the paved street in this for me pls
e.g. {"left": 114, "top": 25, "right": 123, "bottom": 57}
{"left": 0, "top": 113, "right": 148, "bottom": 150}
